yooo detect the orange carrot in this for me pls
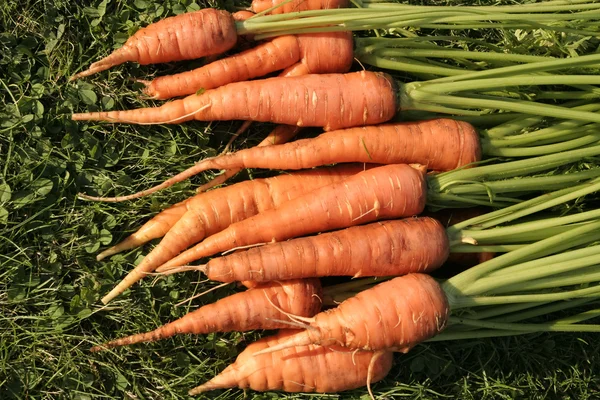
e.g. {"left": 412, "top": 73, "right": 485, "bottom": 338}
{"left": 168, "top": 218, "right": 449, "bottom": 282}
{"left": 188, "top": 329, "right": 393, "bottom": 396}
{"left": 70, "top": 9, "right": 238, "bottom": 81}
{"left": 251, "top": 0, "right": 349, "bottom": 14}
{"left": 143, "top": 32, "right": 354, "bottom": 99}
{"left": 94, "top": 118, "right": 479, "bottom": 201}
{"left": 153, "top": 164, "right": 427, "bottom": 276}
{"left": 90, "top": 279, "right": 322, "bottom": 351}
{"left": 71, "top": 71, "right": 398, "bottom": 130}
{"left": 255, "top": 273, "right": 449, "bottom": 355}
{"left": 100, "top": 164, "right": 371, "bottom": 304}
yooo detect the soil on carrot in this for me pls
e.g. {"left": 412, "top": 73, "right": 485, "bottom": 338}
{"left": 1, "top": 0, "right": 599, "bottom": 399}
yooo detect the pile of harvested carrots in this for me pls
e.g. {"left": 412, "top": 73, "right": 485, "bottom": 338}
{"left": 71, "top": 0, "right": 600, "bottom": 398}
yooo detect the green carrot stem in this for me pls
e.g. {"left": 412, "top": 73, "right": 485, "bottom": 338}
{"left": 447, "top": 316, "right": 600, "bottom": 332}
{"left": 511, "top": 268, "right": 600, "bottom": 292}
{"left": 484, "top": 133, "right": 600, "bottom": 157}
{"left": 450, "top": 245, "right": 523, "bottom": 253}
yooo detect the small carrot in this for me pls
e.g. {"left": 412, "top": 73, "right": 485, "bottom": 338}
{"left": 152, "top": 163, "right": 427, "bottom": 277}
{"left": 90, "top": 279, "right": 322, "bottom": 352}
{"left": 163, "top": 218, "right": 449, "bottom": 282}
{"left": 71, "top": 71, "right": 398, "bottom": 130}
{"left": 142, "top": 32, "right": 354, "bottom": 99}
{"left": 251, "top": 0, "right": 350, "bottom": 14}
{"left": 254, "top": 273, "right": 449, "bottom": 355}
{"left": 100, "top": 163, "right": 371, "bottom": 304}
{"left": 89, "top": 118, "right": 479, "bottom": 201}
{"left": 70, "top": 9, "right": 238, "bottom": 80}
{"left": 188, "top": 329, "right": 393, "bottom": 397}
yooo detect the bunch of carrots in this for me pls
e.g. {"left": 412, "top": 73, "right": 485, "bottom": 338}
{"left": 70, "top": 0, "right": 600, "bottom": 398}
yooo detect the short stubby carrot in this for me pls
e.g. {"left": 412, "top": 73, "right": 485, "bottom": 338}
{"left": 71, "top": 9, "right": 238, "bottom": 80}
{"left": 154, "top": 163, "right": 427, "bottom": 274}
{"left": 90, "top": 279, "right": 322, "bottom": 351}
{"left": 185, "top": 218, "right": 449, "bottom": 282}
{"left": 106, "top": 118, "right": 479, "bottom": 201}
{"left": 256, "top": 273, "right": 449, "bottom": 354}
{"left": 143, "top": 32, "right": 354, "bottom": 99}
{"left": 100, "top": 164, "right": 370, "bottom": 304}
{"left": 251, "top": 0, "right": 349, "bottom": 14}
{"left": 188, "top": 329, "right": 393, "bottom": 396}
{"left": 71, "top": 71, "right": 398, "bottom": 131}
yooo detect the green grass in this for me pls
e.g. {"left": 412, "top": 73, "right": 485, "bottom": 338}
{"left": 1, "top": 0, "right": 600, "bottom": 399}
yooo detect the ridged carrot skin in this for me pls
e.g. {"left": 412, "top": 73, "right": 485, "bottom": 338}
{"left": 196, "top": 218, "right": 449, "bottom": 282}
{"left": 188, "top": 329, "right": 393, "bottom": 395}
{"left": 90, "top": 279, "right": 322, "bottom": 352}
{"left": 258, "top": 274, "right": 449, "bottom": 354}
{"left": 155, "top": 163, "right": 427, "bottom": 273}
{"left": 71, "top": 9, "right": 238, "bottom": 80}
{"left": 181, "top": 119, "right": 482, "bottom": 176}
{"left": 251, "top": 0, "right": 350, "bottom": 14}
{"left": 144, "top": 32, "right": 354, "bottom": 99}
{"left": 100, "top": 164, "right": 370, "bottom": 304}
{"left": 71, "top": 71, "right": 399, "bottom": 131}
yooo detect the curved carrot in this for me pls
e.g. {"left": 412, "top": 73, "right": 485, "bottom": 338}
{"left": 154, "top": 164, "right": 427, "bottom": 275}
{"left": 100, "top": 164, "right": 370, "bottom": 304}
{"left": 189, "top": 329, "right": 393, "bottom": 396}
{"left": 70, "top": 9, "right": 238, "bottom": 81}
{"left": 90, "top": 279, "right": 322, "bottom": 351}
{"left": 176, "top": 218, "right": 449, "bottom": 282}
{"left": 143, "top": 32, "right": 354, "bottom": 99}
{"left": 256, "top": 273, "right": 449, "bottom": 355}
{"left": 71, "top": 71, "right": 398, "bottom": 130}
{"left": 94, "top": 118, "right": 479, "bottom": 201}
{"left": 251, "top": 0, "right": 350, "bottom": 14}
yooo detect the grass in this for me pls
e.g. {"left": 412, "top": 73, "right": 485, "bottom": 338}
{"left": 1, "top": 0, "right": 600, "bottom": 398}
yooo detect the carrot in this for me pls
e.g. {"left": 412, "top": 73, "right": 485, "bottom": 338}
{"left": 100, "top": 163, "right": 371, "bottom": 304}
{"left": 254, "top": 273, "right": 449, "bottom": 354}
{"left": 70, "top": 9, "right": 238, "bottom": 81}
{"left": 89, "top": 118, "right": 479, "bottom": 201}
{"left": 89, "top": 279, "right": 322, "bottom": 351}
{"left": 251, "top": 0, "right": 350, "bottom": 14}
{"left": 152, "top": 163, "right": 427, "bottom": 277}
{"left": 188, "top": 329, "right": 393, "bottom": 397}
{"left": 71, "top": 71, "right": 398, "bottom": 130}
{"left": 142, "top": 32, "right": 354, "bottom": 100}
{"left": 165, "top": 218, "right": 449, "bottom": 282}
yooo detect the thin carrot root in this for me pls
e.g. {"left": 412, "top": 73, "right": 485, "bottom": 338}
{"left": 91, "top": 280, "right": 322, "bottom": 352}
{"left": 197, "top": 124, "right": 300, "bottom": 193}
{"left": 154, "top": 265, "right": 206, "bottom": 276}
{"left": 70, "top": 9, "right": 238, "bottom": 81}
{"left": 251, "top": 0, "right": 350, "bottom": 14}
{"left": 188, "top": 329, "right": 393, "bottom": 395}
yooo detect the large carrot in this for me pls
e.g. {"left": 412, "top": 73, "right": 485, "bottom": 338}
{"left": 251, "top": 0, "right": 349, "bottom": 14}
{"left": 188, "top": 329, "right": 393, "bottom": 396}
{"left": 164, "top": 218, "right": 449, "bottom": 282}
{"left": 142, "top": 32, "right": 354, "bottom": 99}
{"left": 90, "top": 279, "right": 322, "bottom": 351}
{"left": 94, "top": 163, "right": 361, "bottom": 261}
{"left": 151, "top": 163, "right": 427, "bottom": 279}
{"left": 71, "top": 71, "right": 398, "bottom": 130}
{"left": 255, "top": 273, "right": 449, "bottom": 354}
{"left": 88, "top": 118, "right": 479, "bottom": 201}
{"left": 71, "top": 9, "right": 238, "bottom": 80}
{"left": 100, "top": 164, "right": 373, "bottom": 304}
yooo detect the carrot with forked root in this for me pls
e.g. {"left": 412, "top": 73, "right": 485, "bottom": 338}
{"left": 99, "top": 163, "right": 375, "bottom": 304}
{"left": 161, "top": 218, "right": 449, "bottom": 282}
{"left": 90, "top": 279, "right": 322, "bottom": 352}
{"left": 142, "top": 32, "right": 354, "bottom": 100}
{"left": 188, "top": 329, "right": 393, "bottom": 397}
